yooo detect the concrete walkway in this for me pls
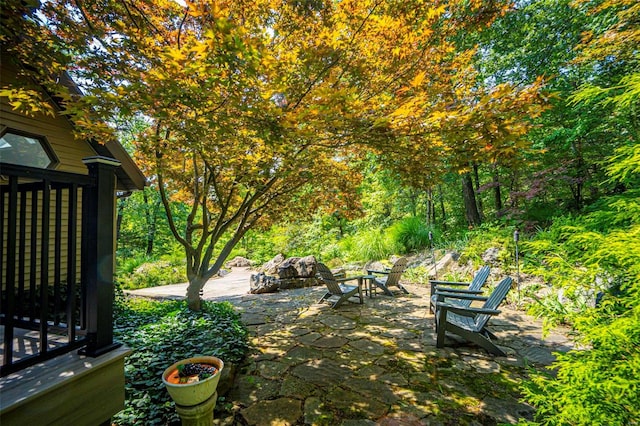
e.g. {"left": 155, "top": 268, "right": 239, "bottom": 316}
{"left": 126, "top": 267, "right": 256, "bottom": 301}
{"left": 128, "top": 268, "right": 573, "bottom": 425}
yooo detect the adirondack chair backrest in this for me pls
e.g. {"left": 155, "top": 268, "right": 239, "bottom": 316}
{"left": 453, "top": 265, "right": 491, "bottom": 309}
{"left": 469, "top": 266, "right": 491, "bottom": 292}
{"left": 474, "top": 276, "right": 513, "bottom": 330}
{"left": 385, "top": 257, "right": 408, "bottom": 287}
{"left": 316, "top": 263, "right": 343, "bottom": 295}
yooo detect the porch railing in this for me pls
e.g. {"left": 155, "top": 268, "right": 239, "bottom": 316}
{"left": 1, "top": 159, "right": 120, "bottom": 376}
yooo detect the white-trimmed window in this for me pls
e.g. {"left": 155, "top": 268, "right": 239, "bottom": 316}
{"left": 0, "top": 128, "right": 58, "bottom": 169}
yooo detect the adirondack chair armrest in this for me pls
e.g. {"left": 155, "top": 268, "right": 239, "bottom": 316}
{"left": 435, "top": 291, "right": 488, "bottom": 302}
{"left": 436, "top": 302, "right": 501, "bottom": 316}
{"left": 429, "top": 280, "right": 470, "bottom": 286}
{"left": 434, "top": 287, "right": 484, "bottom": 294}
{"left": 367, "top": 269, "right": 390, "bottom": 275}
{"left": 336, "top": 276, "right": 361, "bottom": 284}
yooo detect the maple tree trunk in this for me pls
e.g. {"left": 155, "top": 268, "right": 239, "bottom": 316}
{"left": 186, "top": 276, "right": 207, "bottom": 311}
{"left": 461, "top": 173, "right": 482, "bottom": 227}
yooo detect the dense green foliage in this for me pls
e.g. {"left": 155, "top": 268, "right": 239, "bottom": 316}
{"left": 106, "top": 0, "right": 638, "bottom": 422}
{"left": 518, "top": 189, "right": 640, "bottom": 425}
{"left": 117, "top": 188, "right": 183, "bottom": 258}
{"left": 112, "top": 299, "right": 249, "bottom": 425}
{"left": 117, "top": 251, "right": 187, "bottom": 290}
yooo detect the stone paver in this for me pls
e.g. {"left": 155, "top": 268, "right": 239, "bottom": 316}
{"left": 241, "top": 397, "right": 302, "bottom": 426}
{"left": 130, "top": 268, "right": 575, "bottom": 425}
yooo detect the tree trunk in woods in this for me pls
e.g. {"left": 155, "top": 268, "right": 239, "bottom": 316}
{"left": 431, "top": 199, "right": 436, "bottom": 225}
{"left": 410, "top": 189, "right": 418, "bottom": 217}
{"left": 115, "top": 198, "right": 126, "bottom": 245}
{"left": 493, "top": 166, "right": 502, "bottom": 212}
{"left": 508, "top": 170, "right": 518, "bottom": 208}
{"left": 570, "top": 140, "right": 585, "bottom": 210}
{"left": 426, "top": 188, "right": 434, "bottom": 226}
{"left": 438, "top": 185, "right": 446, "bottom": 231}
{"left": 143, "top": 190, "right": 157, "bottom": 256}
{"left": 472, "top": 163, "right": 484, "bottom": 220}
{"left": 462, "top": 173, "right": 482, "bottom": 226}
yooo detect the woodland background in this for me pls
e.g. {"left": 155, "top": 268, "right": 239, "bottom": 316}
{"left": 2, "top": 0, "right": 638, "bottom": 424}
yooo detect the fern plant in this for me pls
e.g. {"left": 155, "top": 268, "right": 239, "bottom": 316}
{"left": 520, "top": 191, "right": 640, "bottom": 425}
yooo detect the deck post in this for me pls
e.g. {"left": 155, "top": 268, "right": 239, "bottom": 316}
{"left": 80, "top": 156, "right": 121, "bottom": 356}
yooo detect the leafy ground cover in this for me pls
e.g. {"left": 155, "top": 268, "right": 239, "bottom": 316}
{"left": 112, "top": 298, "right": 249, "bottom": 425}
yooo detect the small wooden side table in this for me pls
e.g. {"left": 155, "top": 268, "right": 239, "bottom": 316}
{"left": 361, "top": 274, "right": 377, "bottom": 298}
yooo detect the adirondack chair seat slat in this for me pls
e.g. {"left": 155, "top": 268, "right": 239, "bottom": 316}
{"left": 446, "top": 312, "right": 479, "bottom": 332}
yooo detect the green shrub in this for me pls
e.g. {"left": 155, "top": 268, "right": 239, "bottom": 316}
{"left": 113, "top": 299, "right": 249, "bottom": 425}
{"left": 457, "top": 223, "right": 517, "bottom": 269}
{"left": 117, "top": 254, "right": 149, "bottom": 276}
{"left": 523, "top": 192, "right": 640, "bottom": 328}
{"left": 319, "top": 242, "right": 344, "bottom": 262}
{"left": 117, "top": 258, "right": 187, "bottom": 289}
{"left": 239, "top": 220, "right": 344, "bottom": 265}
{"left": 402, "top": 265, "right": 431, "bottom": 285}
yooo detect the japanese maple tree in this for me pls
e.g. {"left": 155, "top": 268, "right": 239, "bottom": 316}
{"left": 2, "top": 0, "right": 548, "bottom": 309}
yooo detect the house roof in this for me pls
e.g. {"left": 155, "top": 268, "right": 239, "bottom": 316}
{"left": 54, "top": 72, "right": 147, "bottom": 192}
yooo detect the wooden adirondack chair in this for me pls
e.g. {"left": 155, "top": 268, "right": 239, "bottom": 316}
{"left": 434, "top": 276, "right": 513, "bottom": 356}
{"left": 429, "top": 265, "right": 491, "bottom": 313}
{"left": 316, "top": 263, "right": 363, "bottom": 308}
{"left": 367, "top": 257, "right": 409, "bottom": 296}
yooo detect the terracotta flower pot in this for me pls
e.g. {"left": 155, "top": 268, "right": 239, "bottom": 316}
{"left": 162, "top": 356, "right": 224, "bottom": 406}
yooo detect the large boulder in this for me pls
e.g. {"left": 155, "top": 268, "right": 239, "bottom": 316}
{"left": 227, "top": 256, "right": 252, "bottom": 268}
{"left": 277, "top": 257, "right": 301, "bottom": 279}
{"left": 278, "top": 277, "right": 321, "bottom": 290}
{"left": 249, "top": 272, "right": 280, "bottom": 294}
{"left": 252, "top": 255, "right": 319, "bottom": 294}
{"left": 277, "top": 255, "right": 317, "bottom": 279}
{"left": 424, "top": 252, "right": 456, "bottom": 278}
{"left": 364, "top": 260, "right": 387, "bottom": 273}
{"left": 261, "top": 254, "right": 286, "bottom": 275}
{"left": 482, "top": 247, "right": 501, "bottom": 265}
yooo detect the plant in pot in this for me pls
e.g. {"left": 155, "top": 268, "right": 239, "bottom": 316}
{"left": 162, "top": 355, "right": 224, "bottom": 407}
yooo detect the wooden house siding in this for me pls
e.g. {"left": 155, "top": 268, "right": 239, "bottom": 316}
{"left": 1, "top": 56, "right": 146, "bottom": 191}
